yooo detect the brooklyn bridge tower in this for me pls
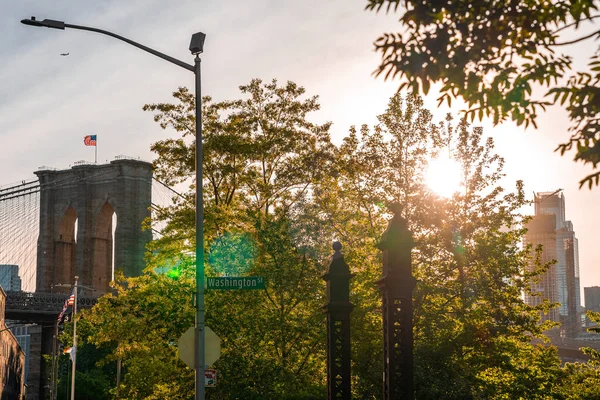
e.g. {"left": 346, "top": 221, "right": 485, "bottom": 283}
{"left": 35, "top": 158, "right": 153, "bottom": 295}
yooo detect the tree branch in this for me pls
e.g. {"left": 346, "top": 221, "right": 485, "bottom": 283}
{"left": 552, "top": 28, "right": 600, "bottom": 46}
{"left": 551, "top": 15, "right": 600, "bottom": 35}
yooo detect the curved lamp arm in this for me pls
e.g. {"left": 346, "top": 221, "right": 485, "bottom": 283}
{"left": 21, "top": 17, "right": 195, "bottom": 72}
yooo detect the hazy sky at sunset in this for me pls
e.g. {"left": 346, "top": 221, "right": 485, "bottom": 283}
{"left": 1, "top": 1, "right": 598, "bottom": 299}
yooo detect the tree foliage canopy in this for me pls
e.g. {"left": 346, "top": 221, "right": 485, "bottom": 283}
{"left": 367, "top": 0, "right": 600, "bottom": 188}
{"left": 71, "top": 81, "right": 600, "bottom": 399}
{"left": 315, "top": 93, "right": 565, "bottom": 399}
{"left": 142, "top": 79, "right": 333, "bottom": 399}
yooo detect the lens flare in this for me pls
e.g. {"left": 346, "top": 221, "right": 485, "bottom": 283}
{"left": 208, "top": 232, "right": 256, "bottom": 276}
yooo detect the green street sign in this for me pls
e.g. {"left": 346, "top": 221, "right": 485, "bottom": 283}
{"left": 206, "top": 276, "right": 265, "bottom": 290}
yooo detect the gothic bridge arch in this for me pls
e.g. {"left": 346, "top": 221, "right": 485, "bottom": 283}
{"left": 35, "top": 159, "right": 152, "bottom": 296}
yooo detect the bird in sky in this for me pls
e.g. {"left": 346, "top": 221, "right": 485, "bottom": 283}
{"left": 60, "top": 52, "right": 69, "bottom": 56}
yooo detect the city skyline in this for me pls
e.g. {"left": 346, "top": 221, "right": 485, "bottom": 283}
{"left": 0, "top": 264, "right": 22, "bottom": 292}
{"left": 1, "top": 0, "right": 599, "bottom": 297}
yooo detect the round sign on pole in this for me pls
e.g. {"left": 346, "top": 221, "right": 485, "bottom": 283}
{"left": 178, "top": 326, "right": 221, "bottom": 368}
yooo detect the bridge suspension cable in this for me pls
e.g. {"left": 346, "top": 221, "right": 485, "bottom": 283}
{"left": 0, "top": 182, "right": 39, "bottom": 291}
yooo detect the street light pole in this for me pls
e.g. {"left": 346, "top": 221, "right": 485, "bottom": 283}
{"left": 21, "top": 16, "right": 207, "bottom": 399}
{"left": 194, "top": 53, "right": 206, "bottom": 400}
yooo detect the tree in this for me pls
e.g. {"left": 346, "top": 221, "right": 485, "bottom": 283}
{"left": 544, "top": 311, "right": 600, "bottom": 399}
{"left": 366, "top": 0, "right": 600, "bottom": 188}
{"left": 81, "top": 268, "right": 196, "bottom": 399}
{"left": 74, "top": 86, "right": 594, "bottom": 398}
{"left": 314, "top": 93, "right": 562, "bottom": 398}
{"left": 410, "top": 117, "right": 561, "bottom": 399}
{"left": 57, "top": 317, "right": 119, "bottom": 400}
{"left": 102, "top": 87, "right": 576, "bottom": 398}
{"left": 141, "top": 79, "right": 335, "bottom": 399}
{"left": 144, "top": 79, "right": 334, "bottom": 259}
{"left": 311, "top": 94, "right": 441, "bottom": 397}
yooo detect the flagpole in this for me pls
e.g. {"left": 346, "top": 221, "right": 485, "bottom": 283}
{"left": 71, "top": 276, "right": 78, "bottom": 400}
{"left": 50, "top": 321, "right": 57, "bottom": 400}
{"left": 52, "top": 276, "right": 95, "bottom": 400}
{"left": 53, "top": 321, "right": 60, "bottom": 400}
{"left": 95, "top": 136, "right": 97, "bottom": 164}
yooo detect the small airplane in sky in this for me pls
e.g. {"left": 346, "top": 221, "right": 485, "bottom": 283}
{"left": 60, "top": 52, "right": 69, "bottom": 56}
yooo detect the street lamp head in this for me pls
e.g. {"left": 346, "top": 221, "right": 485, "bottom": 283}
{"left": 21, "top": 16, "right": 65, "bottom": 30}
{"left": 21, "top": 17, "right": 42, "bottom": 27}
{"left": 189, "top": 32, "right": 206, "bottom": 55}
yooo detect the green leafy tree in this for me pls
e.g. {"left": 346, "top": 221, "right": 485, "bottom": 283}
{"left": 79, "top": 85, "right": 583, "bottom": 398}
{"left": 552, "top": 311, "right": 600, "bottom": 399}
{"left": 141, "top": 79, "right": 335, "bottom": 399}
{"left": 56, "top": 319, "right": 116, "bottom": 400}
{"left": 366, "top": 0, "right": 600, "bottom": 188}
{"left": 315, "top": 93, "right": 562, "bottom": 398}
{"left": 144, "top": 79, "right": 333, "bottom": 258}
{"left": 81, "top": 267, "right": 196, "bottom": 399}
{"left": 311, "top": 93, "right": 440, "bottom": 397}
{"left": 472, "top": 340, "right": 563, "bottom": 400}
{"left": 411, "top": 118, "right": 560, "bottom": 399}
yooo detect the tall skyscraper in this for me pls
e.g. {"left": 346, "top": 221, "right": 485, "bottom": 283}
{"left": 524, "top": 213, "right": 560, "bottom": 322}
{"left": 524, "top": 191, "right": 581, "bottom": 337}
{"left": 0, "top": 264, "right": 22, "bottom": 291}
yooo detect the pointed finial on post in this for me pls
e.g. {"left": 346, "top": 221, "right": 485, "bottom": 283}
{"left": 333, "top": 241, "right": 342, "bottom": 259}
{"left": 389, "top": 202, "right": 403, "bottom": 216}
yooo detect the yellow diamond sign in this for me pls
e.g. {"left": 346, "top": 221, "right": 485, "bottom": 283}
{"left": 178, "top": 326, "right": 221, "bottom": 368}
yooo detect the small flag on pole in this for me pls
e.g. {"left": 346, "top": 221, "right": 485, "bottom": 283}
{"left": 58, "top": 287, "right": 76, "bottom": 324}
{"left": 67, "top": 292, "right": 75, "bottom": 306}
{"left": 84, "top": 135, "right": 97, "bottom": 146}
{"left": 64, "top": 346, "right": 76, "bottom": 361}
{"left": 84, "top": 134, "right": 98, "bottom": 163}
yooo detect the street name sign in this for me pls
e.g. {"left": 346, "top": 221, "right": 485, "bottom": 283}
{"left": 178, "top": 326, "right": 221, "bottom": 368}
{"left": 206, "top": 276, "right": 265, "bottom": 290}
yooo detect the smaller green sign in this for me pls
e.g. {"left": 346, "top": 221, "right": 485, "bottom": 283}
{"left": 207, "top": 276, "right": 265, "bottom": 290}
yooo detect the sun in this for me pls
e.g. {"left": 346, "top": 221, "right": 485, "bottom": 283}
{"left": 424, "top": 154, "right": 463, "bottom": 197}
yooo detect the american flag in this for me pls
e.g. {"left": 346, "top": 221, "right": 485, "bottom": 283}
{"left": 84, "top": 135, "right": 97, "bottom": 146}
{"left": 58, "top": 288, "right": 75, "bottom": 324}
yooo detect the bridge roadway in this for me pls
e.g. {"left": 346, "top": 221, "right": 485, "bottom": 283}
{"left": 4, "top": 291, "right": 97, "bottom": 322}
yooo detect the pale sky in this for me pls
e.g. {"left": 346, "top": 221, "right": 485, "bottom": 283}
{"left": 1, "top": 1, "right": 598, "bottom": 300}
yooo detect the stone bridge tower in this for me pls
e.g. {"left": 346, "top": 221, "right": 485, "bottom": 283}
{"left": 35, "top": 159, "right": 152, "bottom": 295}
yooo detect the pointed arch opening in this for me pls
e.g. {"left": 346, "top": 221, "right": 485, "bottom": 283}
{"left": 55, "top": 207, "right": 77, "bottom": 292}
{"left": 112, "top": 212, "right": 117, "bottom": 281}
{"left": 93, "top": 202, "right": 115, "bottom": 294}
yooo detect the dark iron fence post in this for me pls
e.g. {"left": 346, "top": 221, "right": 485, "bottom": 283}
{"left": 377, "top": 206, "right": 415, "bottom": 400}
{"left": 322, "top": 241, "right": 354, "bottom": 400}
